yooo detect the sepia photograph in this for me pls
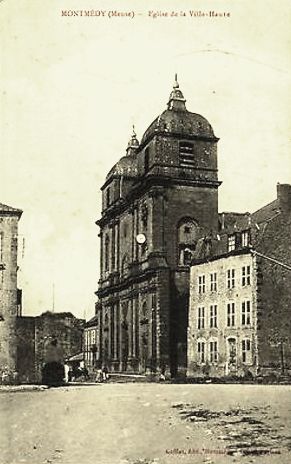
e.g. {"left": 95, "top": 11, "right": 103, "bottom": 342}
{"left": 0, "top": 1, "right": 291, "bottom": 463}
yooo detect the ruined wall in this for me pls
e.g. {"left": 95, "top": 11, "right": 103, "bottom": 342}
{"left": 16, "top": 312, "right": 85, "bottom": 383}
{"left": 16, "top": 316, "right": 36, "bottom": 383}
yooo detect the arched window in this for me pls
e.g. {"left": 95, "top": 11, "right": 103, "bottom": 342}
{"left": 177, "top": 218, "right": 198, "bottom": 266}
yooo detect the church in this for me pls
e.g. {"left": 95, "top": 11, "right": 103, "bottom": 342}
{"left": 94, "top": 77, "right": 221, "bottom": 376}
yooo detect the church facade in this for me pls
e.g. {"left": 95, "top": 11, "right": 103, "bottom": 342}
{"left": 95, "top": 78, "right": 221, "bottom": 376}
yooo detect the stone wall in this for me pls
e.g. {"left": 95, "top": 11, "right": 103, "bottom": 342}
{"left": 256, "top": 211, "right": 291, "bottom": 376}
{"left": 0, "top": 213, "right": 20, "bottom": 382}
{"left": 16, "top": 312, "right": 85, "bottom": 383}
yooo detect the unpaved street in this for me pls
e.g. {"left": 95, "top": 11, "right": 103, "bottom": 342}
{"left": 0, "top": 384, "right": 291, "bottom": 464}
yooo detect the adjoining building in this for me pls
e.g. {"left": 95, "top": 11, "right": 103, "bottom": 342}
{"left": 83, "top": 313, "right": 99, "bottom": 371}
{"left": 187, "top": 183, "right": 291, "bottom": 379}
{"left": 16, "top": 311, "right": 85, "bottom": 383}
{"left": 94, "top": 77, "right": 221, "bottom": 376}
{"left": 0, "top": 202, "right": 22, "bottom": 383}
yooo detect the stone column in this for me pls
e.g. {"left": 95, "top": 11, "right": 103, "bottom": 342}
{"left": 110, "top": 306, "right": 114, "bottom": 360}
{"left": 111, "top": 224, "right": 115, "bottom": 272}
{"left": 151, "top": 294, "right": 157, "bottom": 370}
{"left": 116, "top": 222, "right": 120, "bottom": 273}
{"left": 99, "top": 232, "right": 103, "bottom": 278}
{"left": 113, "top": 304, "right": 118, "bottom": 360}
{"left": 132, "top": 298, "right": 136, "bottom": 358}
{"left": 99, "top": 307, "right": 103, "bottom": 364}
{"left": 134, "top": 205, "right": 138, "bottom": 261}
{"left": 128, "top": 299, "right": 133, "bottom": 358}
{"left": 118, "top": 307, "right": 123, "bottom": 370}
{"left": 115, "top": 223, "right": 118, "bottom": 271}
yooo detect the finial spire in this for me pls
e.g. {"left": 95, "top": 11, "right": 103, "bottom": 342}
{"left": 126, "top": 124, "right": 139, "bottom": 155}
{"left": 168, "top": 75, "right": 186, "bottom": 111}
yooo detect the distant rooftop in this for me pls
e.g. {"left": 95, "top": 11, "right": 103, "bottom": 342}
{"left": 0, "top": 202, "right": 22, "bottom": 217}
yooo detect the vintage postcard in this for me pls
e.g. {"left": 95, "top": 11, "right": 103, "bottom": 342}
{"left": 0, "top": 0, "right": 290, "bottom": 463}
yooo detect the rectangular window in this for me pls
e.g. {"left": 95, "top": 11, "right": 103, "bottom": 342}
{"left": 197, "top": 341, "right": 205, "bottom": 363}
{"left": 228, "top": 234, "right": 236, "bottom": 252}
{"left": 227, "top": 302, "right": 235, "bottom": 327}
{"left": 198, "top": 307, "right": 205, "bottom": 329}
{"left": 242, "top": 230, "right": 250, "bottom": 247}
{"left": 242, "top": 339, "right": 251, "bottom": 363}
{"left": 242, "top": 265, "right": 251, "bottom": 286}
{"left": 210, "top": 305, "right": 217, "bottom": 328}
{"left": 242, "top": 300, "right": 251, "bottom": 325}
{"left": 210, "top": 272, "right": 217, "bottom": 292}
{"left": 198, "top": 275, "right": 205, "bottom": 294}
{"left": 210, "top": 341, "right": 218, "bottom": 363}
{"left": 227, "top": 269, "right": 235, "bottom": 289}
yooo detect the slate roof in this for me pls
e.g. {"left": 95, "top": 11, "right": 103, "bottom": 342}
{"left": 194, "top": 194, "right": 285, "bottom": 264}
{"left": 251, "top": 199, "right": 281, "bottom": 225}
{"left": 218, "top": 212, "right": 250, "bottom": 233}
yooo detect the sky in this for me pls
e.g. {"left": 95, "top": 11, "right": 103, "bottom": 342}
{"left": 1, "top": 0, "right": 290, "bottom": 319}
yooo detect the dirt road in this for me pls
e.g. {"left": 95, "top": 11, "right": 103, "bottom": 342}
{"left": 0, "top": 383, "right": 290, "bottom": 464}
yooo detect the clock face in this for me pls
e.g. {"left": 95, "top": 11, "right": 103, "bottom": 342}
{"left": 136, "top": 233, "right": 146, "bottom": 244}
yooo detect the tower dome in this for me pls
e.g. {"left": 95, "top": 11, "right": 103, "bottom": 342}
{"left": 141, "top": 75, "right": 217, "bottom": 147}
{"left": 105, "top": 127, "right": 139, "bottom": 181}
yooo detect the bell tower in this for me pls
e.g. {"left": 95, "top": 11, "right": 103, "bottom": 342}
{"left": 96, "top": 77, "right": 220, "bottom": 377}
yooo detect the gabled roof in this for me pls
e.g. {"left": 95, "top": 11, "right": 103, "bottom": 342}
{"left": 0, "top": 202, "right": 23, "bottom": 217}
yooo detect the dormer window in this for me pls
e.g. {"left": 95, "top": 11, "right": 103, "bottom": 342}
{"left": 241, "top": 230, "right": 250, "bottom": 247}
{"left": 228, "top": 234, "right": 236, "bottom": 252}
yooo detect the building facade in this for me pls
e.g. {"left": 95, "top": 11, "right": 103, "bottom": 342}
{"left": 0, "top": 202, "right": 22, "bottom": 383}
{"left": 188, "top": 251, "right": 258, "bottom": 377}
{"left": 84, "top": 314, "right": 99, "bottom": 370}
{"left": 188, "top": 183, "right": 291, "bottom": 379}
{"left": 95, "top": 78, "right": 221, "bottom": 376}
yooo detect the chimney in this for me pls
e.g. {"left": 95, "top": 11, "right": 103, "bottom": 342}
{"left": 277, "top": 183, "right": 291, "bottom": 214}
